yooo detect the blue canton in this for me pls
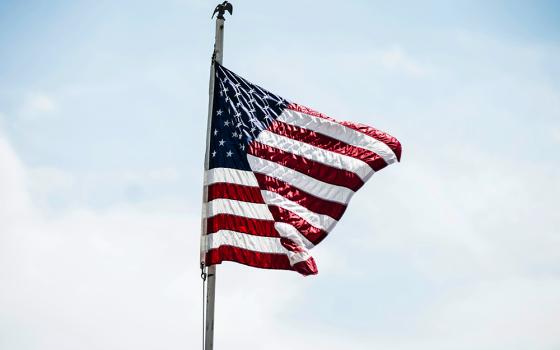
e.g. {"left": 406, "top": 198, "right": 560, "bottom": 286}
{"left": 208, "top": 63, "right": 288, "bottom": 171}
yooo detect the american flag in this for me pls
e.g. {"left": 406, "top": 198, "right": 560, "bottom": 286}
{"left": 200, "top": 63, "right": 402, "bottom": 276}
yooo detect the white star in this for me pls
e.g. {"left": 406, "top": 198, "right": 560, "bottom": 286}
{"left": 249, "top": 108, "right": 256, "bottom": 113}
{"left": 224, "top": 120, "right": 230, "bottom": 126}
{"left": 223, "top": 87, "right": 229, "bottom": 93}
{"left": 236, "top": 122, "right": 242, "bottom": 128}
{"left": 216, "top": 109, "right": 223, "bottom": 116}
{"left": 232, "top": 131, "right": 238, "bottom": 138}
{"left": 275, "top": 99, "right": 284, "bottom": 106}
{"left": 236, "top": 102, "right": 241, "bottom": 107}
{"left": 238, "top": 134, "right": 242, "bottom": 139}
{"left": 213, "top": 129, "right": 218, "bottom": 136}
{"left": 250, "top": 126, "right": 256, "bottom": 132}
{"left": 218, "top": 139, "right": 225, "bottom": 146}
{"left": 239, "top": 144, "right": 245, "bottom": 150}
{"left": 235, "top": 112, "right": 241, "bottom": 118}
{"left": 226, "top": 150, "right": 233, "bottom": 157}
{"left": 248, "top": 88, "right": 255, "bottom": 94}
{"left": 211, "top": 150, "right": 216, "bottom": 157}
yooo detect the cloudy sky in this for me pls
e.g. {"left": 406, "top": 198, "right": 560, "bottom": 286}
{"left": 1, "top": 1, "right": 559, "bottom": 349}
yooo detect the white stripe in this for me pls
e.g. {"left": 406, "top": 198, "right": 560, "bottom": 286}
{"left": 247, "top": 154, "right": 354, "bottom": 204}
{"left": 205, "top": 230, "right": 310, "bottom": 265}
{"left": 205, "top": 198, "right": 273, "bottom": 220}
{"left": 206, "top": 230, "right": 284, "bottom": 253}
{"left": 261, "top": 190, "right": 338, "bottom": 231}
{"left": 256, "top": 130, "right": 372, "bottom": 181}
{"left": 204, "top": 167, "right": 259, "bottom": 187}
{"left": 274, "top": 222, "right": 315, "bottom": 249}
{"left": 278, "top": 109, "right": 398, "bottom": 165}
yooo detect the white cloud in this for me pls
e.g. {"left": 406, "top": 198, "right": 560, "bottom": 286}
{"left": 0, "top": 131, "right": 31, "bottom": 224}
{"left": 421, "top": 278, "right": 560, "bottom": 349}
{"left": 120, "top": 167, "right": 181, "bottom": 183}
{"left": 20, "top": 93, "right": 57, "bottom": 119}
{"left": 0, "top": 111, "right": 6, "bottom": 128}
{"left": 552, "top": 127, "right": 560, "bottom": 143}
{"left": 28, "top": 167, "right": 76, "bottom": 196}
{"left": 0, "top": 131, "right": 308, "bottom": 350}
{"left": 378, "top": 46, "right": 429, "bottom": 77}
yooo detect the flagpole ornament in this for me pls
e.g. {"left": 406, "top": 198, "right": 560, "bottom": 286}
{"left": 212, "top": 1, "right": 233, "bottom": 20}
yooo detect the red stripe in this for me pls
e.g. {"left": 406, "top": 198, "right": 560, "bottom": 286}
{"left": 287, "top": 103, "right": 402, "bottom": 161}
{"left": 206, "top": 246, "right": 318, "bottom": 276}
{"left": 268, "top": 205, "right": 328, "bottom": 245}
{"left": 268, "top": 120, "right": 389, "bottom": 172}
{"left": 207, "top": 182, "right": 264, "bottom": 203}
{"left": 339, "top": 121, "right": 402, "bottom": 161}
{"left": 254, "top": 173, "right": 347, "bottom": 220}
{"left": 247, "top": 141, "right": 363, "bottom": 191}
{"left": 280, "top": 237, "right": 306, "bottom": 253}
{"left": 206, "top": 214, "right": 279, "bottom": 237}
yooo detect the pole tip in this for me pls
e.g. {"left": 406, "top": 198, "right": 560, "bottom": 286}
{"left": 212, "top": 1, "right": 233, "bottom": 20}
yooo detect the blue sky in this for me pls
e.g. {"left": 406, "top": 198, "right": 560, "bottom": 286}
{"left": 1, "top": 1, "right": 559, "bottom": 349}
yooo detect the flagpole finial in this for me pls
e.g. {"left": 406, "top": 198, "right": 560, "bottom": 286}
{"left": 212, "top": 1, "right": 233, "bottom": 20}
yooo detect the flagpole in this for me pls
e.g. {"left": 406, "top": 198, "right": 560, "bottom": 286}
{"left": 202, "top": 3, "right": 232, "bottom": 350}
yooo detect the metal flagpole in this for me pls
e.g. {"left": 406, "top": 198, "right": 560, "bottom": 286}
{"left": 202, "top": 2, "right": 232, "bottom": 350}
